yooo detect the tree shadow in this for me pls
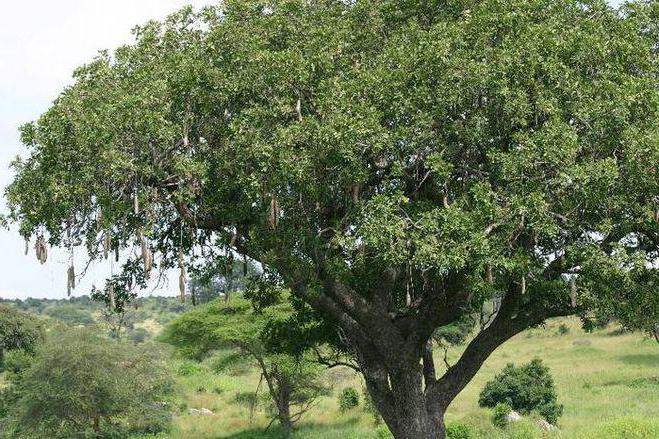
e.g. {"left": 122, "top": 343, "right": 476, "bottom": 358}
{"left": 220, "top": 418, "right": 364, "bottom": 439}
{"left": 617, "top": 354, "right": 659, "bottom": 367}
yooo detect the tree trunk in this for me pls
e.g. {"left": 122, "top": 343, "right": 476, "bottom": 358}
{"left": 363, "top": 362, "right": 446, "bottom": 439}
{"left": 277, "top": 379, "right": 293, "bottom": 438}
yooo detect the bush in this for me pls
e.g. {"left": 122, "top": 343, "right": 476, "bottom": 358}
{"left": 2, "top": 349, "right": 33, "bottom": 375}
{"left": 557, "top": 323, "right": 570, "bottom": 336}
{"left": 479, "top": 358, "right": 563, "bottom": 424}
{"left": 492, "top": 402, "right": 512, "bottom": 428}
{"left": 446, "top": 421, "right": 475, "bottom": 439}
{"left": 177, "top": 361, "right": 202, "bottom": 376}
{"left": 128, "top": 327, "right": 150, "bottom": 344}
{"left": 2, "top": 329, "right": 174, "bottom": 437}
{"left": 338, "top": 387, "right": 360, "bottom": 412}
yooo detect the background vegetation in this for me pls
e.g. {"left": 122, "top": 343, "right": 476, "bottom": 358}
{"left": 1, "top": 296, "right": 658, "bottom": 438}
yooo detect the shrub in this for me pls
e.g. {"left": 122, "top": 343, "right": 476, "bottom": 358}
{"left": 44, "top": 306, "right": 95, "bottom": 326}
{"left": 177, "top": 361, "right": 202, "bottom": 376}
{"left": 492, "top": 402, "right": 512, "bottom": 428}
{"left": 479, "top": 358, "right": 563, "bottom": 424}
{"left": 446, "top": 421, "right": 475, "bottom": 439}
{"left": 2, "top": 349, "right": 33, "bottom": 375}
{"left": 128, "top": 327, "right": 150, "bottom": 344}
{"left": 338, "top": 387, "right": 360, "bottom": 412}
{"left": 557, "top": 323, "right": 570, "bottom": 336}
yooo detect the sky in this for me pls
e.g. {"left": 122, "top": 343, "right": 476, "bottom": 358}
{"left": 0, "top": 1, "right": 211, "bottom": 300}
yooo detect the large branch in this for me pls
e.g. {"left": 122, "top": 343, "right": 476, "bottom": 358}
{"left": 429, "top": 284, "right": 575, "bottom": 409}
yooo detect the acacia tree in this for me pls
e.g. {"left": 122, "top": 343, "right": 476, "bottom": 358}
{"left": 4, "top": 0, "right": 659, "bottom": 437}
{"left": 161, "top": 296, "right": 328, "bottom": 436}
{"left": 3, "top": 329, "right": 174, "bottom": 437}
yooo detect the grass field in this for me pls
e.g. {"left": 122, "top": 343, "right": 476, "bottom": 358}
{"left": 152, "top": 317, "right": 659, "bottom": 438}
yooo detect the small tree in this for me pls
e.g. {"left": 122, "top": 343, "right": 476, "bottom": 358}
{"left": 0, "top": 305, "right": 42, "bottom": 370}
{"left": 3, "top": 328, "right": 174, "bottom": 437}
{"left": 161, "top": 296, "right": 327, "bottom": 436}
{"left": 479, "top": 358, "right": 563, "bottom": 424}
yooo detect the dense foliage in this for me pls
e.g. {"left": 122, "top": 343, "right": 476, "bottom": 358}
{"left": 5, "top": 0, "right": 658, "bottom": 436}
{"left": 1, "top": 328, "right": 174, "bottom": 438}
{"left": 339, "top": 387, "right": 360, "bottom": 412}
{"left": 0, "top": 305, "right": 42, "bottom": 370}
{"left": 479, "top": 358, "right": 563, "bottom": 424}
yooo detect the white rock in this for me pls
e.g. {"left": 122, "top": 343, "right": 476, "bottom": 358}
{"left": 188, "top": 408, "right": 213, "bottom": 416}
{"left": 507, "top": 411, "right": 522, "bottom": 422}
{"left": 537, "top": 419, "right": 556, "bottom": 431}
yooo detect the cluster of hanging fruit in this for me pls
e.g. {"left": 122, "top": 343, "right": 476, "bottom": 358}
{"left": 178, "top": 249, "right": 187, "bottom": 304}
{"left": 33, "top": 235, "right": 48, "bottom": 264}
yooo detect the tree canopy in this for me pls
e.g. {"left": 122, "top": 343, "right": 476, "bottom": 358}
{"left": 5, "top": 0, "right": 659, "bottom": 437}
{"left": 2, "top": 328, "right": 174, "bottom": 438}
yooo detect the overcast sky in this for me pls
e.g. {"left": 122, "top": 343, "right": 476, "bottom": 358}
{"left": 0, "top": 1, "right": 211, "bottom": 300}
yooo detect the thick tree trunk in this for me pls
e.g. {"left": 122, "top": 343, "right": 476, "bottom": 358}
{"left": 363, "top": 361, "right": 446, "bottom": 439}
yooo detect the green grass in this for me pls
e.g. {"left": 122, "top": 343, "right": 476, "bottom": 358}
{"left": 150, "top": 317, "right": 659, "bottom": 438}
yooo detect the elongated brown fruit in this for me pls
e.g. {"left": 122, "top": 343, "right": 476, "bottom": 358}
{"left": 109, "top": 285, "right": 115, "bottom": 311}
{"left": 96, "top": 208, "right": 103, "bottom": 232}
{"left": 143, "top": 248, "right": 153, "bottom": 277}
{"left": 269, "top": 197, "right": 279, "bottom": 229}
{"left": 179, "top": 268, "right": 186, "bottom": 303}
{"left": 570, "top": 277, "right": 577, "bottom": 308}
{"left": 35, "top": 236, "right": 48, "bottom": 264}
{"left": 103, "top": 232, "right": 111, "bottom": 260}
{"left": 351, "top": 184, "right": 360, "bottom": 203}
{"left": 67, "top": 264, "right": 75, "bottom": 291}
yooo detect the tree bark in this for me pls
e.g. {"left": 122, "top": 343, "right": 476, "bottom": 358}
{"left": 362, "top": 358, "right": 446, "bottom": 439}
{"left": 277, "top": 379, "right": 293, "bottom": 438}
{"left": 351, "top": 283, "right": 554, "bottom": 439}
